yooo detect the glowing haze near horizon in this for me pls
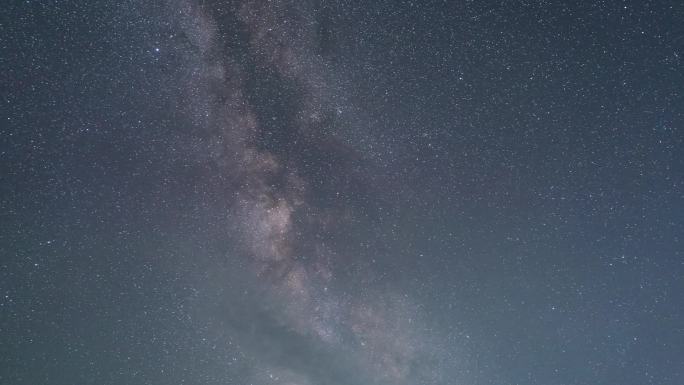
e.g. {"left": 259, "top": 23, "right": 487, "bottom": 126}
{"left": 2, "top": 1, "right": 683, "bottom": 384}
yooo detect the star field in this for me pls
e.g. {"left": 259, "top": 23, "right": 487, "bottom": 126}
{"left": 1, "top": 1, "right": 683, "bottom": 384}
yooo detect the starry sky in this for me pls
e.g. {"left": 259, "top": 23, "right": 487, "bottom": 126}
{"left": 2, "top": 1, "right": 683, "bottom": 384}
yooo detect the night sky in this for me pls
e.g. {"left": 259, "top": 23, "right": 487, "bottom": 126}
{"left": 2, "top": 1, "right": 683, "bottom": 384}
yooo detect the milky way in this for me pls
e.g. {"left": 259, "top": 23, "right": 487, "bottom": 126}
{"left": 172, "top": 1, "right": 446, "bottom": 383}
{"left": 3, "top": 1, "right": 683, "bottom": 384}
